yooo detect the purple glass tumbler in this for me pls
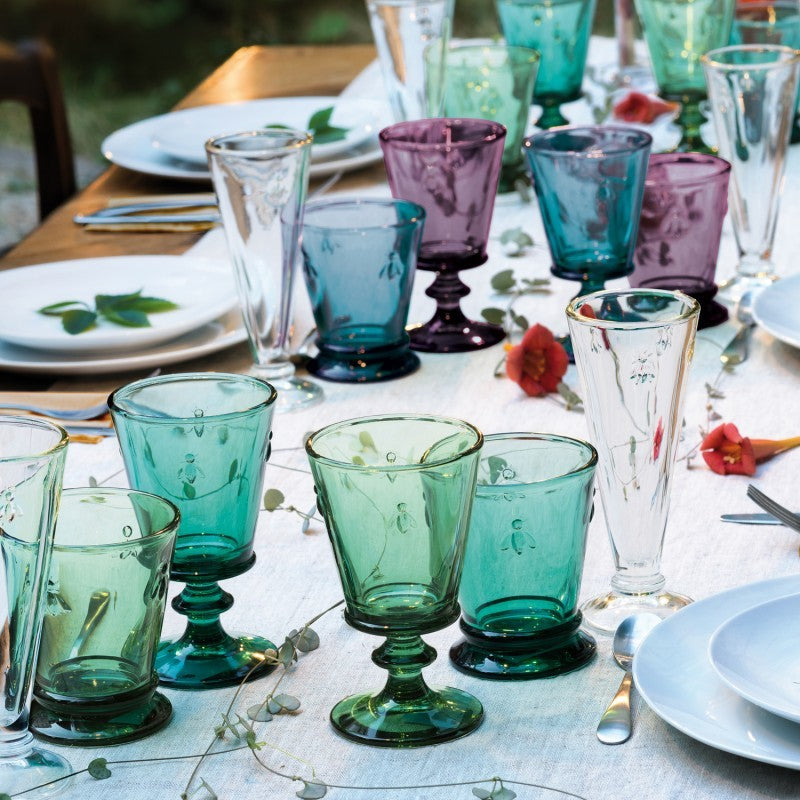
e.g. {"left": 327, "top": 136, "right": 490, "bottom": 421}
{"left": 631, "top": 153, "right": 731, "bottom": 329}
{"left": 380, "top": 118, "right": 506, "bottom": 353}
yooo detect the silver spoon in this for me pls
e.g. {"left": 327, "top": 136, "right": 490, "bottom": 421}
{"left": 596, "top": 613, "right": 661, "bottom": 745}
{"left": 720, "top": 292, "right": 756, "bottom": 368}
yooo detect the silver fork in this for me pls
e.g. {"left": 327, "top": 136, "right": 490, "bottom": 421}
{"left": 0, "top": 398, "right": 109, "bottom": 421}
{"left": 747, "top": 484, "right": 800, "bottom": 533}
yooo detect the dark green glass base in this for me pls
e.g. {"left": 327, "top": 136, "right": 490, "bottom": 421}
{"left": 156, "top": 632, "right": 277, "bottom": 689}
{"left": 308, "top": 342, "right": 420, "bottom": 383}
{"left": 449, "top": 615, "right": 596, "bottom": 680}
{"left": 550, "top": 262, "right": 632, "bottom": 298}
{"left": 330, "top": 686, "right": 484, "bottom": 747}
{"left": 30, "top": 690, "right": 172, "bottom": 746}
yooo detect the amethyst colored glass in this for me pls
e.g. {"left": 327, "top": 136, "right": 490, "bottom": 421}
{"left": 380, "top": 118, "right": 507, "bottom": 353}
{"left": 631, "top": 154, "right": 731, "bottom": 329}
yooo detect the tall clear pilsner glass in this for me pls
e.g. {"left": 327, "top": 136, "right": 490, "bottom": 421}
{"left": 0, "top": 417, "right": 70, "bottom": 795}
{"left": 702, "top": 45, "right": 800, "bottom": 303}
{"left": 207, "top": 129, "right": 323, "bottom": 412}
{"left": 566, "top": 290, "right": 699, "bottom": 634}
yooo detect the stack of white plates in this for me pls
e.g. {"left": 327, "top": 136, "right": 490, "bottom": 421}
{"left": 0, "top": 256, "right": 247, "bottom": 375}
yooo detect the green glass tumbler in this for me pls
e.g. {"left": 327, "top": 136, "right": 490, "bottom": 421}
{"left": 451, "top": 433, "right": 598, "bottom": 679}
{"left": 31, "top": 488, "right": 179, "bottom": 745}
{"left": 497, "top": 0, "right": 597, "bottom": 128}
{"left": 110, "top": 373, "right": 277, "bottom": 690}
{"left": 634, "top": 0, "right": 735, "bottom": 152}
{"left": 424, "top": 41, "right": 541, "bottom": 192}
{"left": 307, "top": 414, "right": 484, "bottom": 747}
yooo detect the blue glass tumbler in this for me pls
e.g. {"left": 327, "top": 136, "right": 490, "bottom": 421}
{"left": 301, "top": 198, "right": 426, "bottom": 382}
{"left": 523, "top": 125, "right": 652, "bottom": 297}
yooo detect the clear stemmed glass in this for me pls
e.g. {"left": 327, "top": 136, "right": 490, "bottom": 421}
{"left": 206, "top": 129, "right": 323, "bottom": 412}
{"left": 566, "top": 290, "right": 699, "bottom": 634}
{"left": 0, "top": 417, "right": 71, "bottom": 795}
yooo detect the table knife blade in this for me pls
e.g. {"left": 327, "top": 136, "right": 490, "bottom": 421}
{"left": 720, "top": 513, "right": 782, "bottom": 525}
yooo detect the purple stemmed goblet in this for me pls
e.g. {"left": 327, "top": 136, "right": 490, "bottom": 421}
{"left": 631, "top": 153, "right": 731, "bottom": 329}
{"left": 380, "top": 118, "right": 506, "bottom": 353}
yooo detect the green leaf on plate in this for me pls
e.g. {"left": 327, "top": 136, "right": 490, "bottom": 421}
{"left": 38, "top": 300, "right": 87, "bottom": 315}
{"left": 61, "top": 309, "right": 98, "bottom": 335}
{"left": 101, "top": 308, "right": 151, "bottom": 327}
{"left": 307, "top": 106, "right": 334, "bottom": 131}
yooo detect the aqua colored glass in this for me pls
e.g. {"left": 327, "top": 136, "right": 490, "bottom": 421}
{"left": 496, "top": 0, "right": 597, "bottom": 128}
{"left": 31, "top": 488, "right": 178, "bottom": 745}
{"left": 451, "top": 433, "right": 598, "bottom": 679}
{"left": 110, "top": 373, "right": 277, "bottom": 689}
{"left": 634, "top": 0, "right": 735, "bottom": 152}
{"left": 300, "top": 198, "right": 425, "bottom": 383}
{"left": 306, "top": 414, "right": 484, "bottom": 747}
{"left": 424, "top": 41, "right": 540, "bottom": 192}
{"left": 523, "top": 126, "right": 652, "bottom": 297}
{"left": 0, "top": 417, "right": 71, "bottom": 795}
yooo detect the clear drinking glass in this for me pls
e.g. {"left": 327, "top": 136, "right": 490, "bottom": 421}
{"left": 702, "top": 45, "right": 800, "bottom": 302}
{"left": 0, "top": 417, "right": 70, "bottom": 795}
{"left": 566, "top": 290, "right": 699, "bottom": 634}
{"left": 206, "top": 129, "right": 322, "bottom": 411}
{"left": 366, "top": 0, "right": 455, "bottom": 121}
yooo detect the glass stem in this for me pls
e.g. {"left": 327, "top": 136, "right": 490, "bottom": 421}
{"left": 171, "top": 581, "right": 235, "bottom": 647}
{"left": 615, "top": 0, "right": 636, "bottom": 69}
{"left": 425, "top": 271, "right": 472, "bottom": 328}
{"left": 674, "top": 98, "right": 710, "bottom": 153}
{"left": 372, "top": 634, "right": 438, "bottom": 706}
{"left": 536, "top": 102, "right": 569, "bottom": 130}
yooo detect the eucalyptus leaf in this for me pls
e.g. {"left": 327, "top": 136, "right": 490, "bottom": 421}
{"left": 88, "top": 757, "right": 112, "bottom": 780}
{"left": 472, "top": 790, "right": 491, "bottom": 799}
{"left": 493, "top": 788, "right": 517, "bottom": 800}
{"left": 294, "top": 626, "right": 320, "bottom": 652}
{"left": 264, "top": 488, "right": 285, "bottom": 511}
{"left": 557, "top": 382, "right": 583, "bottom": 411}
{"left": 511, "top": 312, "right": 529, "bottom": 331}
{"left": 490, "top": 269, "right": 516, "bottom": 292}
{"left": 267, "top": 697, "right": 282, "bottom": 714}
{"left": 247, "top": 703, "right": 273, "bottom": 722}
{"left": 278, "top": 639, "right": 297, "bottom": 666}
{"left": 296, "top": 780, "right": 327, "bottom": 799}
{"left": 480, "top": 307, "right": 506, "bottom": 326}
{"left": 1, "top": 792, "right": 11, "bottom": 800}
{"left": 88, "top": 475, "right": 99, "bottom": 488}
{"left": 499, "top": 226, "right": 534, "bottom": 252}
{"left": 61, "top": 308, "right": 98, "bottom": 335}
{"left": 273, "top": 693, "right": 301, "bottom": 711}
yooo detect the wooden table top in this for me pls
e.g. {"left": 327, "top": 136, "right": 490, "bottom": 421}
{"left": 0, "top": 44, "right": 381, "bottom": 390}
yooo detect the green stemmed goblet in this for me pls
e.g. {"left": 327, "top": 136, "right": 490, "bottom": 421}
{"left": 110, "top": 373, "right": 277, "bottom": 689}
{"left": 306, "top": 414, "right": 484, "bottom": 747}
{"left": 634, "top": 0, "right": 735, "bottom": 152}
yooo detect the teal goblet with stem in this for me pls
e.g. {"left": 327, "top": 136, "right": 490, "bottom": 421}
{"left": 634, "top": 0, "right": 735, "bottom": 152}
{"left": 110, "top": 373, "right": 277, "bottom": 689}
{"left": 497, "top": 0, "right": 597, "bottom": 129}
{"left": 307, "top": 414, "right": 484, "bottom": 747}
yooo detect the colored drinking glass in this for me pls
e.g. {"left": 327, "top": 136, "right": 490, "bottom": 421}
{"left": 300, "top": 198, "right": 425, "bottom": 382}
{"left": 380, "top": 118, "right": 506, "bottom": 353}
{"left": 31, "top": 488, "right": 179, "bottom": 745}
{"left": 631, "top": 153, "right": 731, "bottom": 329}
{"left": 450, "top": 433, "right": 598, "bottom": 679}
{"left": 207, "top": 129, "right": 322, "bottom": 412}
{"left": 306, "top": 414, "right": 484, "bottom": 747}
{"left": 110, "top": 373, "right": 277, "bottom": 689}
{"left": 566, "top": 290, "right": 699, "bottom": 634}
{"left": 424, "top": 41, "right": 540, "bottom": 192}
{"left": 634, "top": 0, "right": 735, "bottom": 152}
{"left": 523, "top": 125, "right": 652, "bottom": 297}
{"left": 703, "top": 45, "right": 800, "bottom": 302}
{"left": 367, "top": 0, "right": 455, "bottom": 121}
{"left": 0, "top": 417, "right": 70, "bottom": 795}
{"left": 496, "top": 0, "right": 597, "bottom": 128}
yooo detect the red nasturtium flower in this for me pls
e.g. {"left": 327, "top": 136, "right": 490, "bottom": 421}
{"left": 613, "top": 92, "right": 679, "bottom": 124}
{"left": 700, "top": 422, "right": 800, "bottom": 476}
{"left": 506, "top": 323, "right": 569, "bottom": 397}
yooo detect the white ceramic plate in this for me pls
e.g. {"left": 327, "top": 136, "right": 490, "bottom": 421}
{"left": 151, "top": 96, "right": 384, "bottom": 164}
{"left": 709, "top": 593, "right": 800, "bottom": 725}
{"left": 753, "top": 274, "right": 800, "bottom": 349}
{"left": 0, "top": 256, "right": 237, "bottom": 353}
{"left": 0, "top": 309, "right": 247, "bottom": 375}
{"left": 633, "top": 575, "right": 800, "bottom": 770}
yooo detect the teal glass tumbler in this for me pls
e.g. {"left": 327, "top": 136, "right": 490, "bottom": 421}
{"left": 523, "top": 126, "right": 652, "bottom": 297}
{"left": 424, "top": 41, "right": 541, "bottom": 192}
{"left": 497, "top": 0, "right": 597, "bottom": 128}
{"left": 307, "top": 414, "right": 484, "bottom": 747}
{"left": 0, "top": 417, "right": 71, "bottom": 795}
{"left": 300, "top": 198, "right": 425, "bottom": 383}
{"left": 451, "top": 434, "right": 598, "bottom": 679}
{"left": 32, "top": 488, "right": 179, "bottom": 745}
{"left": 110, "top": 373, "right": 277, "bottom": 690}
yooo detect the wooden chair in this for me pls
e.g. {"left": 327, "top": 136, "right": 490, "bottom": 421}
{"left": 0, "top": 39, "right": 76, "bottom": 220}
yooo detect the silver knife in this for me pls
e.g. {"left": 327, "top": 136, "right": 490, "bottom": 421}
{"left": 64, "top": 425, "right": 117, "bottom": 438}
{"left": 721, "top": 513, "right": 782, "bottom": 525}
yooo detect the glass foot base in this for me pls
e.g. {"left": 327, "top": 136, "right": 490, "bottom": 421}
{"left": 330, "top": 686, "right": 484, "bottom": 747}
{"left": 267, "top": 376, "right": 324, "bottom": 412}
{"left": 409, "top": 319, "right": 505, "bottom": 353}
{"left": 581, "top": 589, "right": 692, "bottom": 635}
{"left": 30, "top": 690, "right": 172, "bottom": 746}
{"left": 717, "top": 272, "right": 777, "bottom": 305}
{"left": 449, "top": 615, "right": 596, "bottom": 680}
{"left": 308, "top": 348, "right": 419, "bottom": 383}
{"left": 0, "top": 746, "right": 73, "bottom": 798}
{"left": 156, "top": 633, "right": 277, "bottom": 689}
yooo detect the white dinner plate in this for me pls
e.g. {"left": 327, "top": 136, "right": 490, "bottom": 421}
{"left": 709, "top": 593, "right": 800, "bottom": 725}
{"left": 151, "top": 96, "right": 384, "bottom": 164}
{"left": 753, "top": 274, "right": 800, "bottom": 350}
{"left": 0, "top": 309, "right": 247, "bottom": 375}
{"left": 633, "top": 575, "right": 800, "bottom": 770}
{"left": 0, "top": 256, "right": 237, "bottom": 353}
